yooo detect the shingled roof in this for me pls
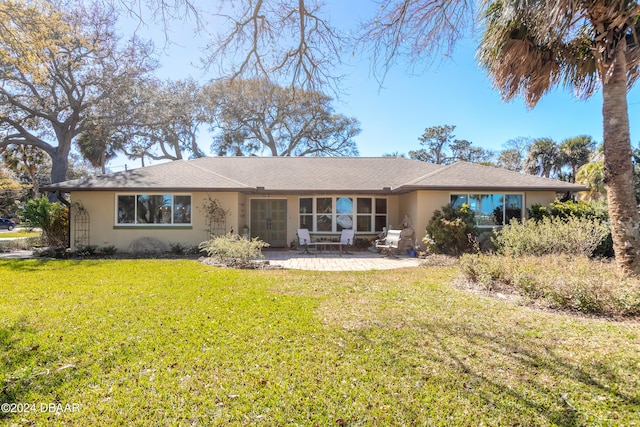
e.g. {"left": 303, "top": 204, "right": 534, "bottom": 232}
{"left": 44, "top": 157, "right": 587, "bottom": 193}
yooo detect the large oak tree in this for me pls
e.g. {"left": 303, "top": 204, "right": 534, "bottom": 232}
{"left": 204, "top": 78, "right": 360, "bottom": 157}
{"left": 0, "top": 0, "right": 157, "bottom": 184}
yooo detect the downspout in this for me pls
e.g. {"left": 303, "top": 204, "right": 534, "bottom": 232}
{"left": 55, "top": 191, "right": 71, "bottom": 249}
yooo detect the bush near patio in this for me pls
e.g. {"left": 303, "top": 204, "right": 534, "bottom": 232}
{"left": 199, "top": 233, "right": 269, "bottom": 267}
{"left": 423, "top": 203, "right": 477, "bottom": 255}
{"left": 528, "top": 199, "right": 613, "bottom": 257}
{"left": 460, "top": 206, "right": 637, "bottom": 317}
{"left": 0, "top": 259, "right": 639, "bottom": 426}
{"left": 493, "top": 215, "right": 609, "bottom": 258}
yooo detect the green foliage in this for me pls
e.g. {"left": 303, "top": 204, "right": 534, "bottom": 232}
{"left": 21, "top": 196, "right": 68, "bottom": 247}
{"left": 168, "top": 242, "right": 187, "bottom": 255}
{"left": 168, "top": 242, "right": 198, "bottom": 255}
{"left": 528, "top": 199, "right": 608, "bottom": 221}
{"left": 100, "top": 245, "right": 117, "bottom": 256}
{"left": 493, "top": 216, "right": 609, "bottom": 258}
{"left": 198, "top": 234, "right": 269, "bottom": 267}
{"left": 460, "top": 254, "right": 640, "bottom": 317}
{"left": 75, "top": 245, "right": 98, "bottom": 257}
{"left": 424, "top": 203, "right": 477, "bottom": 255}
{"left": 526, "top": 199, "right": 612, "bottom": 257}
{"left": 0, "top": 236, "right": 41, "bottom": 252}
{"left": 0, "top": 166, "right": 29, "bottom": 217}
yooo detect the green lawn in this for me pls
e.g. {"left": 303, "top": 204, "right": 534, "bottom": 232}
{"left": 0, "top": 230, "right": 40, "bottom": 239}
{"left": 1, "top": 260, "right": 638, "bottom": 426}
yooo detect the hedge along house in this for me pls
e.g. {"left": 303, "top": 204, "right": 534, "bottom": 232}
{"left": 44, "top": 157, "right": 587, "bottom": 252}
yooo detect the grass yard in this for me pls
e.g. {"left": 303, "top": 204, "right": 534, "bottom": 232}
{"left": 0, "top": 230, "right": 41, "bottom": 239}
{"left": 0, "top": 259, "right": 639, "bottom": 426}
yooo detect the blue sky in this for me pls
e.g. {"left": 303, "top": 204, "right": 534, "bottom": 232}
{"left": 114, "top": 0, "right": 640, "bottom": 167}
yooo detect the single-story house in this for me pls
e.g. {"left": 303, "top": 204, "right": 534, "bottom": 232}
{"left": 43, "top": 157, "right": 587, "bottom": 251}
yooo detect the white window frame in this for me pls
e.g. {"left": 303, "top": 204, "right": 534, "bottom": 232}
{"left": 114, "top": 193, "right": 192, "bottom": 226}
{"left": 298, "top": 196, "right": 387, "bottom": 233}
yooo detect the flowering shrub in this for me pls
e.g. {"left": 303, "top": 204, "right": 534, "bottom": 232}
{"left": 199, "top": 234, "right": 269, "bottom": 267}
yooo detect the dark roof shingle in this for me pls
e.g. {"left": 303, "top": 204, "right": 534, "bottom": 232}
{"left": 44, "top": 157, "right": 587, "bottom": 193}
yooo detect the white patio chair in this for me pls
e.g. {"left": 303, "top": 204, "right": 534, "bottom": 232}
{"left": 296, "top": 228, "right": 317, "bottom": 254}
{"left": 375, "top": 229, "right": 402, "bottom": 257}
{"left": 339, "top": 229, "right": 355, "bottom": 254}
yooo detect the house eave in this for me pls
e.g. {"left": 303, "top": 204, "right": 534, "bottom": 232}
{"left": 40, "top": 186, "right": 254, "bottom": 193}
{"left": 396, "top": 185, "right": 588, "bottom": 193}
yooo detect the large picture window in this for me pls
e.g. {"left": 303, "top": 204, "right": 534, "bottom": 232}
{"left": 451, "top": 193, "right": 522, "bottom": 227}
{"left": 299, "top": 196, "right": 387, "bottom": 233}
{"left": 116, "top": 194, "right": 191, "bottom": 225}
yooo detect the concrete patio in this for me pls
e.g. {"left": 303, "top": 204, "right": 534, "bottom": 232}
{"left": 262, "top": 249, "right": 423, "bottom": 271}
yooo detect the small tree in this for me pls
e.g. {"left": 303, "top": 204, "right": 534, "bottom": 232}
{"left": 423, "top": 203, "right": 477, "bottom": 255}
{"left": 21, "top": 197, "right": 68, "bottom": 247}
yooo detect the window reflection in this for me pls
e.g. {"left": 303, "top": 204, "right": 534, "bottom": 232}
{"left": 116, "top": 194, "right": 191, "bottom": 225}
{"left": 450, "top": 193, "right": 522, "bottom": 227}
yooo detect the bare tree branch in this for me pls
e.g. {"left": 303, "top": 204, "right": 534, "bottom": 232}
{"left": 201, "top": 0, "right": 346, "bottom": 93}
{"left": 359, "top": 0, "right": 475, "bottom": 84}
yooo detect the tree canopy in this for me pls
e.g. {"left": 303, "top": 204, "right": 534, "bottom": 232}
{"left": 0, "top": 0, "right": 157, "bottom": 184}
{"left": 204, "top": 78, "right": 360, "bottom": 157}
{"left": 409, "top": 124, "right": 492, "bottom": 165}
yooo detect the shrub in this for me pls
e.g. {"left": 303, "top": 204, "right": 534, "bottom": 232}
{"left": 169, "top": 242, "right": 187, "bottom": 255}
{"left": 458, "top": 253, "right": 506, "bottom": 290}
{"left": 528, "top": 199, "right": 608, "bottom": 221}
{"left": 101, "top": 245, "right": 118, "bottom": 256}
{"left": 423, "top": 203, "right": 477, "bottom": 255}
{"left": 199, "top": 234, "right": 269, "bottom": 267}
{"left": 75, "top": 245, "right": 98, "bottom": 257}
{"left": 528, "top": 200, "right": 613, "bottom": 257}
{"left": 459, "top": 254, "right": 640, "bottom": 317}
{"left": 21, "top": 197, "right": 68, "bottom": 247}
{"left": 493, "top": 216, "right": 609, "bottom": 258}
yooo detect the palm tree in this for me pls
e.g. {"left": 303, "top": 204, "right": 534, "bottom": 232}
{"left": 558, "top": 136, "right": 597, "bottom": 183}
{"left": 576, "top": 161, "right": 606, "bottom": 202}
{"left": 524, "top": 138, "right": 561, "bottom": 178}
{"left": 478, "top": 1, "right": 640, "bottom": 275}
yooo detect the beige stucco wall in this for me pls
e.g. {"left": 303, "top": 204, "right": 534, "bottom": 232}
{"left": 524, "top": 191, "right": 558, "bottom": 210}
{"left": 405, "top": 190, "right": 561, "bottom": 249}
{"left": 70, "top": 191, "right": 241, "bottom": 251}
{"left": 70, "top": 189, "right": 562, "bottom": 252}
{"left": 247, "top": 194, "right": 403, "bottom": 248}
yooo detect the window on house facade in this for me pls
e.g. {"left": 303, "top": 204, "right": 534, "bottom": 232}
{"left": 116, "top": 194, "right": 192, "bottom": 225}
{"left": 450, "top": 193, "right": 522, "bottom": 227}
{"left": 299, "top": 196, "right": 387, "bottom": 233}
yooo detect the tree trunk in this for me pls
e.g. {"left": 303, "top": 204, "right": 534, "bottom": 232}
{"left": 602, "top": 44, "right": 640, "bottom": 275}
{"left": 50, "top": 148, "right": 70, "bottom": 184}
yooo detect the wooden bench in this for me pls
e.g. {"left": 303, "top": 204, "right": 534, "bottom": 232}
{"left": 375, "top": 229, "right": 402, "bottom": 257}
